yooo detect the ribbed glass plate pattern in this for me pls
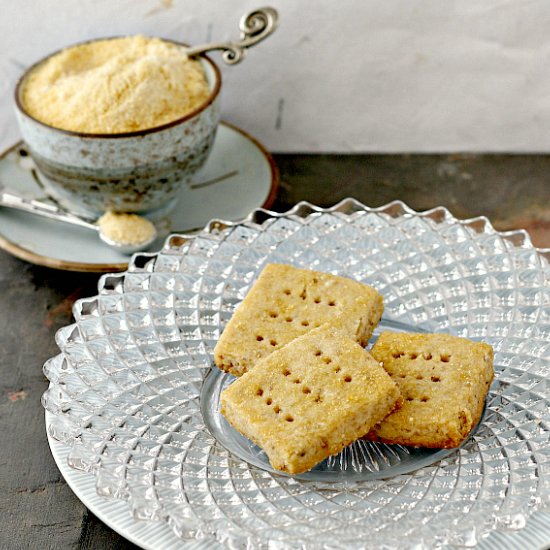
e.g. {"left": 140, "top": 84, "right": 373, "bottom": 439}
{"left": 42, "top": 199, "right": 550, "bottom": 548}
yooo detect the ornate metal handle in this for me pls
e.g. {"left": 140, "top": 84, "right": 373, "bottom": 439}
{"left": 186, "top": 7, "right": 279, "bottom": 65}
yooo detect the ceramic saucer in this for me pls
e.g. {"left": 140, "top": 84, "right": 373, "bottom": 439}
{"left": 0, "top": 121, "right": 278, "bottom": 272}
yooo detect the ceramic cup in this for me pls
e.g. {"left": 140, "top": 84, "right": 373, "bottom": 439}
{"left": 14, "top": 39, "right": 221, "bottom": 218}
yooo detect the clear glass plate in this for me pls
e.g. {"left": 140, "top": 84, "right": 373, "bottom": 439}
{"left": 42, "top": 199, "right": 550, "bottom": 548}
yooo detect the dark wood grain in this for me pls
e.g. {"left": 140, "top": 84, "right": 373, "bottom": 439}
{"left": 272, "top": 154, "right": 550, "bottom": 248}
{"left": 0, "top": 258, "right": 138, "bottom": 550}
{"left": 1, "top": 154, "right": 549, "bottom": 549}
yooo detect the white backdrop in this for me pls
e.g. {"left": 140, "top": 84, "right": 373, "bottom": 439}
{"left": 2, "top": 0, "right": 550, "bottom": 153}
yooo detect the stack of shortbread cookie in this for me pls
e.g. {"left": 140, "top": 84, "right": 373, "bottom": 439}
{"left": 215, "top": 264, "right": 494, "bottom": 474}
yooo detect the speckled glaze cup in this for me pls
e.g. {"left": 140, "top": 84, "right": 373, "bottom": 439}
{"left": 14, "top": 39, "right": 221, "bottom": 218}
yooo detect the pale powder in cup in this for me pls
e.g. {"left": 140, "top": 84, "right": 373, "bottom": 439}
{"left": 21, "top": 35, "right": 210, "bottom": 134}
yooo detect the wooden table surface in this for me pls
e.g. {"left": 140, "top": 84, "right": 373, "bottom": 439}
{"left": 1, "top": 154, "right": 549, "bottom": 549}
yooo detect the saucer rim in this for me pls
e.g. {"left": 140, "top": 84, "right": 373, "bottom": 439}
{"left": 0, "top": 121, "right": 279, "bottom": 272}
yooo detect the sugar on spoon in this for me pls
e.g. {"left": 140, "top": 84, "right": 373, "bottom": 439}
{"left": 0, "top": 189, "right": 157, "bottom": 254}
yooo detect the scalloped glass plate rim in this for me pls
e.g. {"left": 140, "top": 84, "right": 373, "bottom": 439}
{"left": 42, "top": 198, "right": 550, "bottom": 549}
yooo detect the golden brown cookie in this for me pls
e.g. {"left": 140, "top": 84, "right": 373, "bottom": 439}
{"left": 214, "top": 263, "right": 384, "bottom": 376}
{"left": 366, "top": 332, "right": 494, "bottom": 449}
{"left": 220, "top": 325, "right": 401, "bottom": 474}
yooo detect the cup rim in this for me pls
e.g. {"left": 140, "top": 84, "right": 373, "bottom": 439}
{"left": 14, "top": 36, "right": 222, "bottom": 139}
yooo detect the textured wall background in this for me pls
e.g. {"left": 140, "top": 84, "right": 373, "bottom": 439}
{"left": 2, "top": 0, "right": 550, "bottom": 153}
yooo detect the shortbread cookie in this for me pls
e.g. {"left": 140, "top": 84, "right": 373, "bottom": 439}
{"left": 220, "top": 325, "right": 401, "bottom": 474}
{"left": 366, "top": 332, "right": 494, "bottom": 449}
{"left": 214, "top": 263, "right": 384, "bottom": 376}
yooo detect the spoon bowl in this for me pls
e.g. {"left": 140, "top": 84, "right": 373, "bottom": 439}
{"left": 96, "top": 211, "right": 158, "bottom": 254}
{"left": 0, "top": 189, "right": 157, "bottom": 255}
{"left": 98, "top": 229, "right": 157, "bottom": 255}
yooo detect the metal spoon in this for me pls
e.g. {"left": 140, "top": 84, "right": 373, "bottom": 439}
{"left": 0, "top": 190, "right": 157, "bottom": 254}
{"left": 185, "top": 7, "right": 278, "bottom": 65}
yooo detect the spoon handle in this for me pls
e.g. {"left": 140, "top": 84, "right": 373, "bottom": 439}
{"left": 186, "top": 7, "right": 278, "bottom": 65}
{"left": 0, "top": 190, "right": 98, "bottom": 231}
